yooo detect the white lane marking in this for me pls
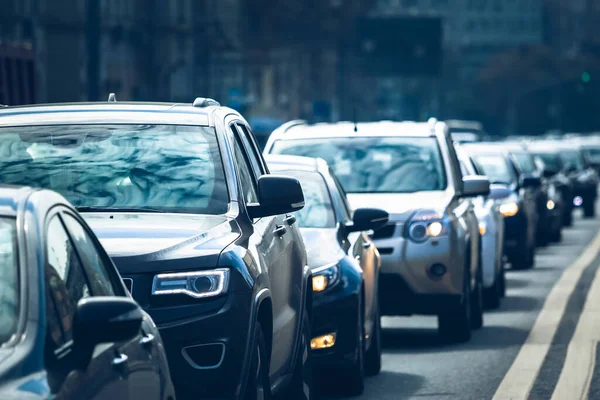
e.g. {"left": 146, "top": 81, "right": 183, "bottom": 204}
{"left": 551, "top": 259, "right": 600, "bottom": 400}
{"left": 492, "top": 229, "right": 600, "bottom": 400}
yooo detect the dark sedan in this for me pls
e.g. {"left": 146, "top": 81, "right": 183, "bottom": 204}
{"left": 266, "top": 155, "right": 389, "bottom": 396}
{"left": 0, "top": 186, "right": 175, "bottom": 400}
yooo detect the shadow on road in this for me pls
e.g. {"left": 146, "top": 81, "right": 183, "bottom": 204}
{"left": 503, "top": 276, "right": 531, "bottom": 290}
{"left": 488, "top": 295, "right": 540, "bottom": 313}
{"left": 317, "top": 371, "right": 426, "bottom": 399}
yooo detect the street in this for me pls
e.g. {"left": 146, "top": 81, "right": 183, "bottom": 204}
{"left": 322, "top": 207, "right": 600, "bottom": 400}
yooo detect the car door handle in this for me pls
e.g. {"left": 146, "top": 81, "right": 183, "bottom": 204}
{"left": 140, "top": 333, "right": 155, "bottom": 347}
{"left": 285, "top": 214, "right": 297, "bottom": 225}
{"left": 274, "top": 225, "right": 287, "bottom": 237}
{"left": 112, "top": 353, "right": 129, "bottom": 368}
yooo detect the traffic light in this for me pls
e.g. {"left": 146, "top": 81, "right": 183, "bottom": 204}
{"left": 355, "top": 16, "right": 443, "bottom": 77}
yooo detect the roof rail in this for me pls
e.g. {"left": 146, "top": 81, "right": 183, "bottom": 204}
{"left": 108, "top": 93, "right": 117, "bottom": 102}
{"left": 275, "top": 119, "right": 307, "bottom": 133}
{"left": 193, "top": 97, "right": 220, "bottom": 107}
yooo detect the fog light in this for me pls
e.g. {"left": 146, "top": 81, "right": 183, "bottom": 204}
{"left": 311, "top": 333, "right": 336, "bottom": 350}
{"left": 430, "top": 263, "right": 447, "bottom": 278}
{"left": 312, "top": 275, "right": 328, "bottom": 292}
{"left": 574, "top": 196, "right": 583, "bottom": 207}
{"left": 547, "top": 200, "right": 555, "bottom": 210}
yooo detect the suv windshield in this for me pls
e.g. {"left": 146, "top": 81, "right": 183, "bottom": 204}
{"left": 0, "top": 217, "right": 18, "bottom": 345}
{"left": 0, "top": 125, "right": 229, "bottom": 214}
{"left": 511, "top": 152, "right": 537, "bottom": 174}
{"left": 274, "top": 170, "right": 335, "bottom": 228}
{"left": 533, "top": 152, "right": 563, "bottom": 172}
{"left": 271, "top": 137, "right": 447, "bottom": 193}
{"left": 472, "top": 154, "right": 516, "bottom": 185}
{"left": 560, "top": 150, "right": 585, "bottom": 171}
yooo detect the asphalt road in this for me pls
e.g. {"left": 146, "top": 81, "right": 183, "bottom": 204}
{"left": 323, "top": 208, "right": 600, "bottom": 400}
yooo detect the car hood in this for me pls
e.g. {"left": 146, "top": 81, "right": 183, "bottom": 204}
{"left": 84, "top": 213, "right": 240, "bottom": 274}
{"left": 346, "top": 191, "right": 450, "bottom": 222}
{"left": 300, "top": 228, "right": 345, "bottom": 269}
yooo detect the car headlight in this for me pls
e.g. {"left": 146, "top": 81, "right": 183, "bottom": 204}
{"left": 479, "top": 222, "right": 487, "bottom": 236}
{"left": 499, "top": 202, "right": 519, "bottom": 217}
{"left": 312, "top": 263, "right": 340, "bottom": 293}
{"left": 152, "top": 269, "right": 229, "bottom": 299}
{"left": 405, "top": 209, "right": 449, "bottom": 243}
{"left": 546, "top": 199, "right": 555, "bottom": 210}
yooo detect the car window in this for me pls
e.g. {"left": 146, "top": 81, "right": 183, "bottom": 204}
{"left": 472, "top": 155, "right": 517, "bottom": 185}
{"left": 511, "top": 152, "right": 537, "bottom": 174}
{"left": 45, "top": 215, "right": 90, "bottom": 347}
{"left": 0, "top": 125, "right": 229, "bottom": 214}
{"left": 271, "top": 136, "right": 447, "bottom": 193}
{"left": 0, "top": 218, "right": 18, "bottom": 345}
{"left": 534, "top": 152, "right": 563, "bottom": 171}
{"left": 61, "top": 213, "right": 120, "bottom": 297}
{"left": 559, "top": 150, "right": 585, "bottom": 171}
{"left": 273, "top": 170, "right": 336, "bottom": 228}
{"left": 329, "top": 170, "right": 352, "bottom": 221}
{"left": 231, "top": 131, "right": 259, "bottom": 204}
{"left": 237, "top": 124, "right": 268, "bottom": 175}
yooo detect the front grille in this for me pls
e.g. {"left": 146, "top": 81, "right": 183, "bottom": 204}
{"left": 371, "top": 223, "right": 398, "bottom": 239}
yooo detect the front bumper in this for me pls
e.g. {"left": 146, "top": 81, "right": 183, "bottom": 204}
{"left": 149, "top": 290, "right": 253, "bottom": 399}
{"left": 503, "top": 211, "right": 528, "bottom": 259}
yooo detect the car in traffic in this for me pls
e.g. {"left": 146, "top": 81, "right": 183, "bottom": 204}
{"left": 463, "top": 144, "right": 539, "bottom": 270}
{"left": 526, "top": 141, "right": 574, "bottom": 229}
{"left": 456, "top": 145, "right": 511, "bottom": 309}
{"left": 0, "top": 186, "right": 176, "bottom": 400}
{"left": 0, "top": 97, "right": 314, "bottom": 400}
{"left": 577, "top": 136, "right": 600, "bottom": 174}
{"left": 265, "top": 119, "right": 490, "bottom": 343}
{"left": 266, "top": 154, "right": 389, "bottom": 395}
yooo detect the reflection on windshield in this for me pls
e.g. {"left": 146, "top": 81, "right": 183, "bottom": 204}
{"left": 534, "top": 152, "right": 563, "bottom": 171}
{"left": 512, "top": 152, "right": 537, "bottom": 174}
{"left": 0, "top": 218, "right": 17, "bottom": 344}
{"left": 0, "top": 125, "right": 229, "bottom": 214}
{"left": 276, "top": 170, "right": 335, "bottom": 228}
{"left": 472, "top": 155, "right": 515, "bottom": 185}
{"left": 271, "top": 137, "right": 447, "bottom": 193}
{"left": 559, "top": 151, "right": 585, "bottom": 171}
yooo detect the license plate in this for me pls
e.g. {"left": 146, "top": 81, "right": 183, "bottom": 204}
{"left": 122, "top": 278, "right": 133, "bottom": 293}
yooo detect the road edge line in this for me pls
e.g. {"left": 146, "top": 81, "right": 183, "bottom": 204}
{"left": 491, "top": 229, "right": 600, "bottom": 400}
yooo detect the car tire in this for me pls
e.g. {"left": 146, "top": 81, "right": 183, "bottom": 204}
{"left": 498, "top": 262, "right": 506, "bottom": 298}
{"left": 483, "top": 276, "right": 501, "bottom": 310}
{"left": 338, "top": 298, "right": 365, "bottom": 396}
{"left": 244, "top": 323, "right": 272, "bottom": 400}
{"left": 364, "top": 298, "right": 382, "bottom": 377}
{"left": 584, "top": 201, "right": 596, "bottom": 218}
{"left": 470, "top": 263, "right": 484, "bottom": 329}
{"left": 287, "top": 312, "right": 313, "bottom": 400}
{"left": 512, "top": 241, "right": 535, "bottom": 270}
{"left": 438, "top": 269, "right": 472, "bottom": 343}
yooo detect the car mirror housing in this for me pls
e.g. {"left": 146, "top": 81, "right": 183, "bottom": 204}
{"left": 488, "top": 183, "right": 512, "bottom": 200}
{"left": 346, "top": 208, "right": 389, "bottom": 233}
{"left": 247, "top": 175, "right": 305, "bottom": 219}
{"left": 73, "top": 297, "right": 143, "bottom": 369}
{"left": 461, "top": 176, "right": 490, "bottom": 197}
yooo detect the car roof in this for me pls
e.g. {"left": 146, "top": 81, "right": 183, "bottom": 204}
{"left": 0, "top": 185, "right": 36, "bottom": 217}
{"left": 273, "top": 121, "right": 437, "bottom": 140}
{"left": 264, "top": 154, "right": 326, "bottom": 173}
{"left": 0, "top": 102, "right": 214, "bottom": 127}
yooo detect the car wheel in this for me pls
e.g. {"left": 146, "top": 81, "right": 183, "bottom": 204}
{"left": 287, "top": 313, "right": 313, "bottom": 400}
{"left": 470, "top": 265, "right": 484, "bottom": 329}
{"left": 364, "top": 298, "right": 382, "bottom": 376}
{"left": 483, "top": 278, "right": 501, "bottom": 310}
{"left": 498, "top": 262, "right": 506, "bottom": 298}
{"left": 584, "top": 201, "right": 596, "bottom": 218}
{"left": 244, "top": 323, "right": 271, "bottom": 400}
{"left": 438, "top": 270, "right": 472, "bottom": 343}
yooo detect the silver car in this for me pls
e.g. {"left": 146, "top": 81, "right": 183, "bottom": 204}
{"left": 265, "top": 119, "right": 490, "bottom": 343}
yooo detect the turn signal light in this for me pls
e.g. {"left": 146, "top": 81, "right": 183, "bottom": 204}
{"left": 311, "top": 333, "right": 336, "bottom": 350}
{"left": 479, "top": 222, "right": 487, "bottom": 236}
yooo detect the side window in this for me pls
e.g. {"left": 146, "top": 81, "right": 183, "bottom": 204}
{"left": 237, "top": 124, "right": 268, "bottom": 175}
{"left": 61, "top": 213, "right": 119, "bottom": 297}
{"left": 231, "top": 130, "right": 259, "bottom": 204}
{"left": 45, "top": 216, "right": 90, "bottom": 347}
{"left": 330, "top": 170, "right": 352, "bottom": 221}
{"left": 459, "top": 161, "right": 469, "bottom": 176}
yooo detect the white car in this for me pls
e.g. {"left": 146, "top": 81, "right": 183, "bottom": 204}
{"left": 456, "top": 145, "right": 511, "bottom": 309}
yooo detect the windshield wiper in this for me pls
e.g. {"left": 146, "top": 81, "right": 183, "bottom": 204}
{"left": 75, "top": 206, "right": 167, "bottom": 213}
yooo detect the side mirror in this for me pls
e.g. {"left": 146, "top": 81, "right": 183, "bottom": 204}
{"left": 521, "top": 175, "right": 542, "bottom": 188}
{"left": 247, "top": 175, "right": 305, "bottom": 219}
{"left": 346, "top": 208, "right": 389, "bottom": 233}
{"left": 542, "top": 168, "right": 558, "bottom": 178}
{"left": 73, "top": 297, "right": 143, "bottom": 369}
{"left": 461, "top": 176, "right": 490, "bottom": 197}
{"left": 488, "top": 183, "right": 512, "bottom": 200}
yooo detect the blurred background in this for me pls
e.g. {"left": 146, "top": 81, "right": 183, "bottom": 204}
{"left": 1, "top": 0, "right": 599, "bottom": 139}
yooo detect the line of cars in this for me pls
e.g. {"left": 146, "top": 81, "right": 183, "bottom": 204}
{"left": 0, "top": 95, "right": 596, "bottom": 400}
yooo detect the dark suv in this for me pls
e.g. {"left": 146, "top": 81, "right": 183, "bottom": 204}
{"left": 0, "top": 97, "right": 313, "bottom": 400}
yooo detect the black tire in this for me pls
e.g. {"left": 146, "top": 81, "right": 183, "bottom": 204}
{"left": 498, "top": 262, "right": 506, "bottom": 298}
{"left": 438, "top": 269, "right": 472, "bottom": 343}
{"left": 483, "top": 278, "right": 501, "bottom": 310}
{"left": 287, "top": 312, "right": 313, "bottom": 400}
{"left": 512, "top": 241, "right": 535, "bottom": 270}
{"left": 550, "top": 226, "right": 562, "bottom": 243}
{"left": 339, "top": 299, "right": 365, "bottom": 396}
{"left": 244, "top": 323, "right": 272, "bottom": 400}
{"left": 470, "top": 265, "right": 484, "bottom": 329}
{"left": 584, "top": 201, "right": 596, "bottom": 218}
{"left": 364, "top": 299, "right": 382, "bottom": 377}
